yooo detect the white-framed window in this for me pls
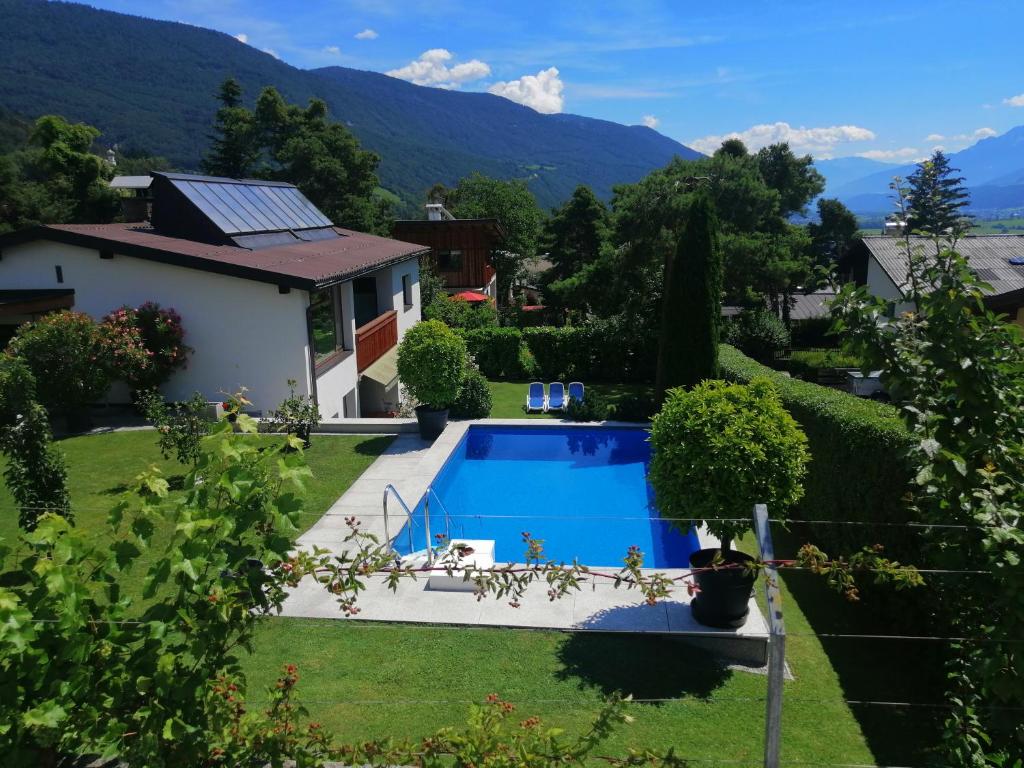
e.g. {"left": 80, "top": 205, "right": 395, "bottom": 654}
{"left": 402, "top": 273, "right": 413, "bottom": 308}
{"left": 437, "top": 249, "right": 463, "bottom": 271}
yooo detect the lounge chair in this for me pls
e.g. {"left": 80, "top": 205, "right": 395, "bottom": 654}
{"left": 525, "top": 382, "right": 547, "bottom": 412}
{"left": 568, "top": 381, "right": 585, "bottom": 404}
{"left": 547, "top": 382, "right": 566, "bottom": 412}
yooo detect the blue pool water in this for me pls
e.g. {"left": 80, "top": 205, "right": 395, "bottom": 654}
{"left": 393, "top": 426, "right": 700, "bottom": 567}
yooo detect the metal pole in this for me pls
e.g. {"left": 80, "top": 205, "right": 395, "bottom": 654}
{"left": 424, "top": 494, "right": 434, "bottom": 566}
{"left": 382, "top": 487, "right": 391, "bottom": 554}
{"left": 754, "top": 503, "right": 786, "bottom": 768}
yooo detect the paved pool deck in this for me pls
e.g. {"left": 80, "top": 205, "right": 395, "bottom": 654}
{"left": 285, "top": 419, "right": 771, "bottom": 666}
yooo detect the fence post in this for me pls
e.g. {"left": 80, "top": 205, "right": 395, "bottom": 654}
{"left": 754, "top": 503, "right": 785, "bottom": 768}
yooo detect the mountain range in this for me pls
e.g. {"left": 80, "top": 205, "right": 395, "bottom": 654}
{"left": 813, "top": 127, "right": 1024, "bottom": 216}
{"left": 0, "top": 0, "right": 699, "bottom": 211}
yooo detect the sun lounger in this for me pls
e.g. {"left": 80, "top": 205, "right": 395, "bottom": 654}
{"left": 547, "top": 382, "right": 566, "bottom": 411}
{"left": 526, "top": 382, "right": 547, "bottom": 412}
{"left": 568, "top": 381, "right": 585, "bottom": 404}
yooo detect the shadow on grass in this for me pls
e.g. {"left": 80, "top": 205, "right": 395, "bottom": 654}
{"left": 774, "top": 526, "right": 944, "bottom": 765}
{"left": 101, "top": 473, "right": 187, "bottom": 496}
{"left": 351, "top": 435, "right": 402, "bottom": 457}
{"left": 556, "top": 632, "right": 732, "bottom": 701}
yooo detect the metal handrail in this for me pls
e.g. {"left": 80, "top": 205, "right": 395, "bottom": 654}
{"left": 382, "top": 484, "right": 415, "bottom": 557}
{"left": 425, "top": 486, "right": 454, "bottom": 543}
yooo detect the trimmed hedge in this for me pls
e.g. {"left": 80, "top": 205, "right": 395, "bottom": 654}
{"left": 719, "top": 345, "right": 917, "bottom": 559}
{"left": 459, "top": 322, "right": 657, "bottom": 383}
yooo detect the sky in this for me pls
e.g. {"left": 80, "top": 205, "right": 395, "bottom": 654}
{"left": 85, "top": 0, "right": 1024, "bottom": 162}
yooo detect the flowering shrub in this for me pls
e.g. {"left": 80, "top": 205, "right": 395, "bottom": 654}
{"left": 5, "top": 310, "right": 112, "bottom": 416}
{"left": 103, "top": 302, "right": 190, "bottom": 391}
{"left": 265, "top": 379, "right": 320, "bottom": 448}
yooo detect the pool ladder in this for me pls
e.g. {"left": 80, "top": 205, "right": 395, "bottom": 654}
{"left": 382, "top": 484, "right": 454, "bottom": 566}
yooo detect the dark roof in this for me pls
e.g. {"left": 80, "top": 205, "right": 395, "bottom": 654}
{"left": 789, "top": 290, "right": 835, "bottom": 321}
{"left": 0, "top": 224, "right": 428, "bottom": 291}
{"left": 392, "top": 218, "right": 506, "bottom": 238}
{"left": 859, "top": 235, "right": 1024, "bottom": 299}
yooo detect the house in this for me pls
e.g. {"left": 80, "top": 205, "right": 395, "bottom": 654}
{"left": 788, "top": 290, "right": 835, "bottom": 322}
{"left": 0, "top": 172, "right": 427, "bottom": 418}
{"left": 392, "top": 204, "right": 505, "bottom": 298}
{"left": 843, "top": 234, "right": 1024, "bottom": 325}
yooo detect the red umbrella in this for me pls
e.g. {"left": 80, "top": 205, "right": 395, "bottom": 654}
{"left": 452, "top": 291, "right": 491, "bottom": 303}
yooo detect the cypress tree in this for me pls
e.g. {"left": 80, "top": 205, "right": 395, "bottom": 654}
{"left": 655, "top": 192, "right": 722, "bottom": 404}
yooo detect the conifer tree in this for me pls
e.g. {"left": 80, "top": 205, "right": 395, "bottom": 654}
{"left": 201, "top": 78, "right": 258, "bottom": 178}
{"left": 655, "top": 192, "right": 722, "bottom": 403}
{"left": 905, "top": 150, "right": 972, "bottom": 238}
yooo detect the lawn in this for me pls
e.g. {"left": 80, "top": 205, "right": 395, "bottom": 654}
{"left": 0, "top": 428, "right": 934, "bottom": 765}
{"left": 487, "top": 379, "right": 652, "bottom": 419}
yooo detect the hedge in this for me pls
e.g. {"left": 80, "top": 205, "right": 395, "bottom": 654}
{"left": 719, "top": 345, "right": 918, "bottom": 562}
{"left": 459, "top": 322, "right": 658, "bottom": 383}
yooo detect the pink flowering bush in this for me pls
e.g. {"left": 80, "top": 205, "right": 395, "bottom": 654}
{"left": 102, "top": 302, "right": 191, "bottom": 392}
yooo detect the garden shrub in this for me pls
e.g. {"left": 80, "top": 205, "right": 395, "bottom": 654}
{"left": 103, "top": 302, "right": 190, "bottom": 392}
{"left": 649, "top": 377, "right": 809, "bottom": 549}
{"left": 610, "top": 393, "right": 657, "bottom": 423}
{"left": 423, "top": 296, "right": 497, "bottom": 330}
{"left": 565, "top": 389, "right": 612, "bottom": 422}
{"left": 722, "top": 308, "right": 791, "bottom": 362}
{"left": 460, "top": 327, "right": 527, "bottom": 379}
{"left": 140, "top": 390, "right": 212, "bottom": 466}
{"left": 6, "top": 310, "right": 112, "bottom": 416}
{"left": 397, "top": 320, "right": 467, "bottom": 409}
{"left": 265, "top": 379, "right": 320, "bottom": 448}
{"left": 719, "top": 344, "right": 916, "bottom": 558}
{"left": 449, "top": 366, "right": 492, "bottom": 419}
{"left": 791, "top": 316, "right": 837, "bottom": 349}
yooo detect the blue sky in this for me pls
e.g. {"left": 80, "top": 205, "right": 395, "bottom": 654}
{"left": 87, "top": 0, "right": 1024, "bottom": 161}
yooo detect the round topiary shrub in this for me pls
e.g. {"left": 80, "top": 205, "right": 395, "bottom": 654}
{"left": 449, "top": 365, "right": 492, "bottom": 419}
{"left": 723, "top": 308, "right": 791, "bottom": 362}
{"left": 397, "top": 319, "right": 467, "bottom": 410}
{"left": 648, "top": 377, "right": 809, "bottom": 550}
{"left": 6, "top": 310, "right": 112, "bottom": 421}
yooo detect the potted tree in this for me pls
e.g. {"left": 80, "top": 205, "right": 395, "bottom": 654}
{"left": 397, "top": 319, "right": 467, "bottom": 440}
{"left": 649, "top": 377, "right": 809, "bottom": 628}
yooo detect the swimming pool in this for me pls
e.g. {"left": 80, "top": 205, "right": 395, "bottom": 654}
{"left": 393, "top": 425, "right": 700, "bottom": 568}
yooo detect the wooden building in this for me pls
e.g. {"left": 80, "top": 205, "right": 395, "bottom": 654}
{"left": 393, "top": 205, "right": 505, "bottom": 297}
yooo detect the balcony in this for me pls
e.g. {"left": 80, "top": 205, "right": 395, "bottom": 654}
{"left": 355, "top": 310, "right": 398, "bottom": 372}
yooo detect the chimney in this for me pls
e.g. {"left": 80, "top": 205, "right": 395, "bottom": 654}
{"left": 425, "top": 203, "right": 455, "bottom": 221}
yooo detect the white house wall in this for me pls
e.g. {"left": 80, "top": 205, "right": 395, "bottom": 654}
{"left": 866, "top": 257, "right": 915, "bottom": 314}
{"left": 0, "top": 241, "right": 312, "bottom": 412}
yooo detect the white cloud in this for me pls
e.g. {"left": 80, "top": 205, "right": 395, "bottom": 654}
{"left": 323, "top": 45, "right": 341, "bottom": 56}
{"left": 926, "top": 133, "right": 944, "bottom": 142}
{"left": 488, "top": 67, "right": 564, "bottom": 114}
{"left": 387, "top": 49, "right": 491, "bottom": 88}
{"left": 688, "top": 121, "right": 876, "bottom": 157}
{"left": 1004, "top": 93, "right": 1024, "bottom": 107}
{"left": 354, "top": 28, "right": 378, "bottom": 40}
{"left": 262, "top": 47, "right": 280, "bottom": 59}
{"left": 234, "top": 33, "right": 248, "bottom": 44}
{"left": 856, "top": 147, "right": 922, "bottom": 161}
{"left": 642, "top": 115, "right": 659, "bottom": 129}
{"left": 973, "top": 126, "right": 998, "bottom": 138}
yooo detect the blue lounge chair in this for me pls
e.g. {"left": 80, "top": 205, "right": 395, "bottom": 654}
{"left": 568, "top": 381, "right": 585, "bottom": 405}
{"left": 525, "top": 382, "right": 547, "bottom": 412}
{"left": 547, "top": 382, "right": 566, "bottom": 412}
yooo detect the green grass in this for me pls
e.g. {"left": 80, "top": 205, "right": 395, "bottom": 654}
{"left": 487, "top": 379, "right": 652, "bottom": 419}
{"left": 971, "top": 216, "right": 1024, "bottom": 234}
{"left": 243, "top": 530, "right": 929, "bottom": 765}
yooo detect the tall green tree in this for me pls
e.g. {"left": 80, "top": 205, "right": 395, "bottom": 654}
{"left": 808, "top": 197, "right": 859, "bottom": 270}
{"left": 905, "top": 150, "right": 972, "bottom": 238}
{"left": 0, "top": 115, "right": 118, "bottom": 233}
{"left": 655, "top": 193, "right": 722, "bottom": 403}
{"left": 755, "top": 142, "right": 825, "bottom": 217}
{"left": 445, "top": 172, "right": 543, "bottom": 305}
{"left": 541, "top": 185, "right": 610, "bottom": 283}
{"left": 200, "top": 80, "right": 390, "bottom": 234}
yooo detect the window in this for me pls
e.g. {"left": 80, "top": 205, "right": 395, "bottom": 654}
{"left": 402, "top": 274, "right": 413, "bottom": 307}
{"left": 310, "top": 288, "right": 343, "bottom": 364}
{"left": 437, "top": 249, "right": 463, "bottom": 272}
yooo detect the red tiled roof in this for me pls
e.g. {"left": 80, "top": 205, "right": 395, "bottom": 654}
{"left": 5, "top": 223, "right": 428, "bottom": 290}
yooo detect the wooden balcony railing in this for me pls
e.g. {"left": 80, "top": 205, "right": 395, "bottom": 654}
{"left": 355, "top": 310, "right": 398, "bottom": 372}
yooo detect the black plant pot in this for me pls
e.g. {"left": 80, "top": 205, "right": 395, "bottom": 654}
{"left": 415, "top": 405, "right": 449, "bottom": 440}
{"left": 689, "top": 548, "right": 757, "bottom": 629}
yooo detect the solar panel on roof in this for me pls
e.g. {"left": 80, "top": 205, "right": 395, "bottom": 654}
{"left": 167, "top": 176, "right": 333, "bottom": 236}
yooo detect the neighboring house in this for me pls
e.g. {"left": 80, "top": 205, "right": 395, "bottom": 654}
{"left": 0, "top": 172, "right": 427, "bottom": 418}
{"left": 843, "top": 235, "right": 1024, "bottom": 324}
{"left": 392, "top": 204, "right": 505, "bottom": 298}
{"left": 788, "top": 290, "right": 836, "bottom": 322}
